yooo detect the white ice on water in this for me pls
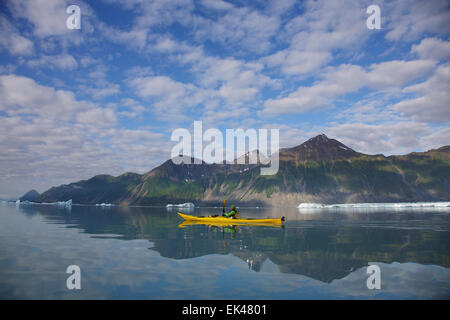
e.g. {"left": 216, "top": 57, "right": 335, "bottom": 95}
{"left": 96, "top": 203, "right": 115, "bottom": 207}
{"left": 166, "top": 203, "right": 195, "bottom": 208}
{"left": 297, "top": 201, "right": 450, "bottom": 209}
{"left": 57, "top": 199, "right": 72, "bottom": 207}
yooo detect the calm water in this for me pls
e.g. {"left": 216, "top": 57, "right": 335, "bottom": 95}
{"left": 0, "top": 203, "right": 449, "bottom": 299}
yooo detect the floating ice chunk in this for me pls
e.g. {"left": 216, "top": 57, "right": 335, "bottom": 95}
{"left": 57, "top": 199, "right": 72, "bottom": 207}
{"left": 166, "top": 203, "right": 195, "bottom": 208}
{"left": 96, "top": 203, "right": 115, "bottom": 207}
{"left": 297, "top": 203, "right": 324, "bottom": 209}
{"left": 297, "top": 201, "right": 450, "bottom": 210}
{"left": 166, "top": 202, "right": 195, "bottom": 213}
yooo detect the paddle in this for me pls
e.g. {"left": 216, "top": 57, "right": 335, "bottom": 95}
{"left": 211, "top": 199, "right": 226, "bottom": 218}
{"left": 222, "top": 199, "right": 226, "bottom": 215}
{"left": 222, "top": 199, "right": 226, "bottom": 248}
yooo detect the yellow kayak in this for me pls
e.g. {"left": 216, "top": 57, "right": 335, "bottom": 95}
{"left": 177, "top": 212, "right": 285, "bottom": 225}
{"left": 178, "top": 220, "right": 283, "bottom": 228}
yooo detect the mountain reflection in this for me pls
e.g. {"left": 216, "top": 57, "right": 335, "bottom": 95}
{"left": 18, "top": 204, "right": 450, "bottom": 283}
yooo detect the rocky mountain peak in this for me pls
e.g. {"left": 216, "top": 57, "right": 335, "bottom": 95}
{"left": 284, "top": 134, "right": 359, "bottom": 161}
{"left": 307, "top": 133, "right": 330, "bottom": 142}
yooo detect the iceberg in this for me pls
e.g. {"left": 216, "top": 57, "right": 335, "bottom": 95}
{"left": 166, "top": 202, "right": 195, "bottom": 213}
{"left": 13, "top": 200, "right": 34, "bottom": 206}
{"left": 297, "top": 203, "right": 325, "bottom": 209}
{"left": 166, "top": 203, "right": 195, "bottom": 208}
{"left": 297, "top": 201, "right": 450, "bottom": 210}
{"left": 57, "top": 199, "right": 72, "bottom": 207}
{"left": 96, "top": 203, "right": 115, "bottom": 207}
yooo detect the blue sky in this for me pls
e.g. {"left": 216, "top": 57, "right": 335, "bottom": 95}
{"left": 0, "top": 0, "right": 449, "bottom": 198}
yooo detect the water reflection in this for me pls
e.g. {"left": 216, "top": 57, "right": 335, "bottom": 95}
{"left": 1, "top": 203, "right": 449, "bottom": 299}
{"left": 11, "top": 204, "right": 450, "bottom": 281}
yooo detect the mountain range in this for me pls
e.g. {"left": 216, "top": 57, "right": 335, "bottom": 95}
{"left": 34, "top": 134, "right": 450, "bottom": 206}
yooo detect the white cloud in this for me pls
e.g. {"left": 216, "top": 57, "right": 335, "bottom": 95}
{"left": 326, "top": 122, "right": 442, "bottom": 155}
{"left": 152, "top": 36, "right": 178, "bottom": 53}
{"left": 99, "top": 24, "right": 148, "bottom": 50}
{"left": 334, "top": 95, "right": 403, "bottom": 124}
{"left": 131, "top": 76, "right": 189, "bottom": 100}
{"left": 79, "top": 55, "right": 102, "bottom": 68}
{"left": 198, "top": 0, "right": 234, "bottom": 11}
{"left": 129, "top": 75, "right": 212, "bottom": 121}
{"left": 26, "top": 53, "right": 78, "bottom": 70}
{"left": 264, "top": 0, "right": 296, "bottom": 17}
{"left": 261, "top": 59, "right": 437, "bottom": 115}
{"left": 263, "top": 0, "right": 448, "bottom": 77}
{"left": 263, "top": 50, "right": 332, "bottom": 75}
{"left": 390, "top": 64, "right": 450, "bottom": 123}
{"left": 7, "top": 0, "right": 73, "bottom": 37}
{"left": 8, "top": 35, "right": 34, "bottom": 56}
{"left": 134, "top": 0, "right": 195, "bottom": 29}
{"left": 411, "top": 38, "right": 450, "bottom": 61}
{"left": 194, "top": 5, "right": 280, "bottom": 53}
{"left": 116, "top": 98, "right": 146, "bottom": 118}
{"left": 176, "top": 45, "right": 277, "bottom": 106}
{"left": 0, "top": 75, "right": 92, "bottom": 120}
{"left": 265, "top": 0, "right": 369, "bottom": 75}
{"left": 419, "top": 127, "right": 450, "bottom": 151}
{"left": 384, "top": 0, "right": 450, "bottom": 42}
{"left": 366, "top": 59, "right": 436, "bottom": 89}
{"left": 135, "top": 43, "right": 278, "bottom": 118}
{"left": 0, "top": 15, "right": 34, "bottom": 56}
{"left": 84, "top": 83, "right": 121, "bottom": 100}
{"left": 288, "top": 0, "right": 368, "bottom": 51}
{"left": 0, "top": 74, "right": 168, "bottom": 198}
{"left": 5, "top": 0, "right": 97, "bottom": 53}
{"left": 76, "top": 108, "right": 117, "bottom": 126}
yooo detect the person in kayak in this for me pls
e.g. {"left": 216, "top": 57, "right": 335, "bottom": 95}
{"left": 222, "top": 205, "right": 238, "bottom": 219}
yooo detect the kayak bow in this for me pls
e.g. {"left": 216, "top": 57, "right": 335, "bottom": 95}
{"left": 177, "top": 212, "right": 285, "bottom": 225}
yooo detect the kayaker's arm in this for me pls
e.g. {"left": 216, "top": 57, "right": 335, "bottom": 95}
{"left": 222, "top": 204, "right": 238, "bottom": 218}
{"left": 223, "top": 209, "right": 236, "bottom": 218}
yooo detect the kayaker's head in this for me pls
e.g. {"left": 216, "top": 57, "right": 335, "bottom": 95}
{"left": 231, "top": 205, "right": 236, "bottom": 211}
